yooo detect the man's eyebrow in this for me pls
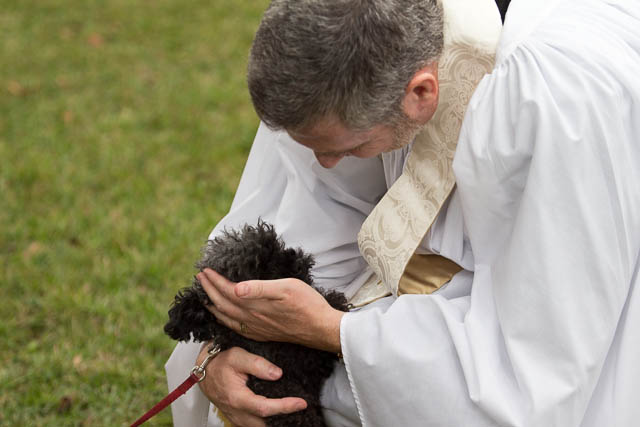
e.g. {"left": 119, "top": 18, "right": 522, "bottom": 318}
{"left": 316, "top": 142, "right": 367, "bottom": 157}
{"left": 315, "top": 149, "right": 349, "bottom": 157}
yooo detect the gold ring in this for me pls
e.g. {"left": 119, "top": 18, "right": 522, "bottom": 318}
{"left": 240, "top": 322, "right": 248, "bottom": 334}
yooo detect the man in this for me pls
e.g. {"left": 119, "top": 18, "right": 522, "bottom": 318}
{"left": 166, "top": 0, "right": 640, "bottom": 426}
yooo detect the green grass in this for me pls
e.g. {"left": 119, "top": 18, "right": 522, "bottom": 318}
{"left": 0, "top": 0, "right": 269, "bottom": 424}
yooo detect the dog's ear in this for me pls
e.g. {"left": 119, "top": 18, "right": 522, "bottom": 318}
{"left": 322, "top": 289, "right": 349, "bottom": 311}
{"left": 164, "top": 288, "right": 202, "bottom": 341}
{"left": 164, "top": 285, "right": 219, "bottom": 342}
{"left": 286, "top": 248, "right": 315, "bottom": 285}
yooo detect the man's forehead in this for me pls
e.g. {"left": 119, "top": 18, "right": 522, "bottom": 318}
{"left": 288, "top": 117, "right": 347, "bottom": 139}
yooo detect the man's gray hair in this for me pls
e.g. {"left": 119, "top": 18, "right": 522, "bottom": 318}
{"left": 247, "top": 0, "right": 444, "bottom": 131}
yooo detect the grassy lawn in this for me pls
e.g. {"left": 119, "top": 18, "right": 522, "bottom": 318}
{"left": 1, "top": 0, "right": 269, "bottom": 424}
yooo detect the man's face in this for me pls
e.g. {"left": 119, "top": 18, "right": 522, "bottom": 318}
{"left": 287, "top": 116, "right": 421, "bottom": 169}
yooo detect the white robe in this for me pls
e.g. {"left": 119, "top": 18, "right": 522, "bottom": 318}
{"left": 341, "top": 0, "right": 640, "bottom": 426}
{"left": 166, "top": 0, "right": 640, "bottom": 425}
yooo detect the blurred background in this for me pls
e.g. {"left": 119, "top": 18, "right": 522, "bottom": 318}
{"left": 1, "top": 0, "right": 269, "bottom": 424}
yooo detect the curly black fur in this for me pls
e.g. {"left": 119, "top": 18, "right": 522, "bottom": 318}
{"left": 164, "top": 221, "right": 349, "bottom": 427}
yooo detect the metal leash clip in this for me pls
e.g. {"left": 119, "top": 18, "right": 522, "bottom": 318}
{"left": 190, "top": 343, "right": 222, "bottom": 383}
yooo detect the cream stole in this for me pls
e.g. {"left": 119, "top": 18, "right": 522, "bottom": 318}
{"left": 351, "top": 0, "right": 501, "bottom": 306}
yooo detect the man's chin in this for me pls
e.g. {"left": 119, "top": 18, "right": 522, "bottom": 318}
{"left": 389, "top": 122, "right": 425, "bottom": 152}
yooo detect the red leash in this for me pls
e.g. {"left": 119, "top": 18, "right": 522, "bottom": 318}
{"left": 130, "top": 344, "right": 221, "bottom": 427}
{"left": 130, "top": 372, "right": 200, "bottom": 427}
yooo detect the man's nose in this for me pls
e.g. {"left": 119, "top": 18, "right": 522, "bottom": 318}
{"left": 314, "top": 153, "right": 344, "bottom": 169}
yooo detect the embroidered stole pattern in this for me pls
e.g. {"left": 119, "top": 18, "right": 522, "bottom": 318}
{"left": 353, "top": 0, "right": 501, "bottom": 304}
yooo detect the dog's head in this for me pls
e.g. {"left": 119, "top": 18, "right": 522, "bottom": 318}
{"left": 197, "top": 221, "right": 315, "bottom": 284}
{"left": 164, "top": 221, "right": 317, "bottom": 342}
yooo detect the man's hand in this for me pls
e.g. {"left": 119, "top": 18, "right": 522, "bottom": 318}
{"left": 197, "top": 345, "right": 307, "bottom": 427}
{"left": 196, "top": 269, "right": 345, "bottom": 353}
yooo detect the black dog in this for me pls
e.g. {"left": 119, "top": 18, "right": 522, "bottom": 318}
{"left": 164, "top": 221, "right": 349, "bottom": 426}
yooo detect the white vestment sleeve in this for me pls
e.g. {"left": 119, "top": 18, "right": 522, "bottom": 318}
{"left": 340, "top": 1, "right": 640, "bottom": 425}
{"left": 166, "top": 123, "right": 388, "bottom": 426}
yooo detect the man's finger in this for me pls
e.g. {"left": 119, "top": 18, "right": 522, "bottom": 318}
{"left": 239, "top": 391, "right": 308, "bottom": 418}
{"left": 207, "top": 305, "right": 261, "bottom": 341}
{"left": 198, "top": 271, "right": 242, "bottom": 319}
{"left": 207, "top": 305, "right": 236, "bottom": 329}
{"left": 229, "top": 347, "right": 283, "bottom": 381}
{"left": 234, "top": 279, "right": 289, "bottom": 300}
{"left": 203, "top": 268, "right": 242, "bottom": 302}
{"left": 225, "top": 349, "right": 307, "bottom": 417}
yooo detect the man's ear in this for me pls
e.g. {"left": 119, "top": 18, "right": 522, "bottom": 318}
{"left": 401, "top": 63, "right": 439, "bottom": 124}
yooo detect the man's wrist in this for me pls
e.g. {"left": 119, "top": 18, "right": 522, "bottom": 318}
{"left": 317, "top": 308, "right": 344, "bottom": 354}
